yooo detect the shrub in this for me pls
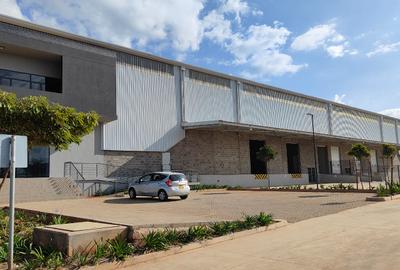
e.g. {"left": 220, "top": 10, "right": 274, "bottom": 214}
{"left": 50, "top": 215, "right": 68, "bottom": 225}
{"left": 186, "top": 226, "right": 212, "bottom": 242}
{"left": 256, "top": 212, "right": 273, "bottom": 226}
{"left": 107, "top": 238, "right": 135, "bottom": 261}
{"left": 142, "top": 231, "right": 169, "bottom": 251}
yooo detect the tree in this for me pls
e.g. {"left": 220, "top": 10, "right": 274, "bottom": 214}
{"left": 256, "top": 144, "right": 277, "bottom": 174}
{"left": 0, "top": 90, "right": 99, "bottom": 151}
{"left": 348, "top": 143, "right": 370, "bottom": 189}
{"left": 382, "top": 144, "right": 397, "bottom": 189}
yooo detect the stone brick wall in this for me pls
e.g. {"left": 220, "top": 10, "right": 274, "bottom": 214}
{"left": 103, "top": 130, "right": 393, "bottom": 178}
{"left": 104, "top": 151, "right": 162, "bottom": 176}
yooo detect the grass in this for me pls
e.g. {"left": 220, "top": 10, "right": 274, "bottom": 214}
{"left": 190, "top": 184, "right": 228, "bottom": 191}
{"left": 0, "top": 209, "right": 273, "bottom": 269}
{"left": 376, "top": 183, "right": 400, "bottom": 197}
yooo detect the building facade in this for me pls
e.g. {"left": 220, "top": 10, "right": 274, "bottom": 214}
{"left": 1, "top": 15, "right": 399, "bottom": 187}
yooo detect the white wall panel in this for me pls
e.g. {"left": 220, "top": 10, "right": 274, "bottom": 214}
{"left": 331, "top": 106, "right": 381, "bottom": 141}
{"left": 239, "top": 84, "right": 330, "bottom": 134}
{"left": 103, "top": 53, "right": 184, "bottom": 151}
{"left": 184, "top": 70, "right": 235, "bottom": 122}
{"left": 382, "top": 118, "right": 397, "bottom": 143}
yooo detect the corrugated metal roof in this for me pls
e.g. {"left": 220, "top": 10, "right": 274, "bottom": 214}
{"left": 1, "top": 14, "right": 398, "bottom": 122}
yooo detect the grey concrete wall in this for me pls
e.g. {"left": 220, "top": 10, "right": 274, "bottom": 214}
{"left": 0, "top": 21, "right": 117, "bottom": 121}
{"left": 50, "top": 127, "right": 104, "bottom": 177}
{"left": 0, "top": 51, "right": 61, "bottom": 78}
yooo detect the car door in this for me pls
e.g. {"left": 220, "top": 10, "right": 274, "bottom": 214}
{"left": 135, "top": 174, "right": 152, "bottom": 195}
{"left": 149, "top": 173, "right": 168, "bottom": 196}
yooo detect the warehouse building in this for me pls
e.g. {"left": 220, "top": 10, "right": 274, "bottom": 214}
{"left": 1, "top": 15, "right": 399, "bottom": 188}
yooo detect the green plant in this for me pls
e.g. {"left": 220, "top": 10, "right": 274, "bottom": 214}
{"left": 163, "top": 229, "right": 186, "bottom": 246}
{"left": 45, "top": 251, "right": 64, "bottom": 269}
{"left": 0, "top": 90, "right": 99, "bottom": 150}
{"left": 0, "top": 244, "right": 7, "bottom": 262}
{"left": 107, "top": 238, "right": 134, "bottom": 261}
{"left": 242, "top": 215, "right": 258, "bottom": 229}
{"left": 190, "top": 184, "right": 228, "bottom": 191}
{"left": 256, "top": 144, "right": 277, "bottom": 174}
{"left": 142, "top": 231, "right": 169, "bottom": 251}
{"left": 71, "top": 251, "right": 92, "bottom": 267}
{"left": 210, "top": 222, "right": 229, "bottom": 236}
{"left": 376, "top": 184, "right": 391, "bottom": 197}
{"left": 50, "top": 215, "right": 68, "bottom": 225}
{"left": 92, "top": 241, "right": 108, "bottom": 264}
{"left": 30, "top": 246, "right": 47, "bottom": 267}
{"left": 256, "top": 212, "right": 273, "bottom": 226}
{"left": 186, "top": 226, "right": 211, "bottom": 242}
{"left": 383, "top": 144, "right": 398, "bottom": 187}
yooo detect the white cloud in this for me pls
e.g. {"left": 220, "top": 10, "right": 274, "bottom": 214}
{"left": 0, "top": 0, "right": 26, "bottom": 19}
{"left": 334, "top": 94, "right": 346, "bottom": 104}
{"left": 366, "top": 41, "right": 400, "bottom": 57}
{"left": 226, "top": 25, "right": 306, "bottom": 76}
{"left": 219, "top": 0, "right": 249, "bottom": 24}
{"left": 326, "top": 45, "right": 346, "bottom": 58}
{"left": 291, "top": 23, "right": 354, "bottom": 58}
{"left": 18, "top": 0, "right": 205, "bottom": 51}
{"left": 291, "top": 24, "right": 339, "bottom": 51}
{"left": 380, "top": 108, "right": 400, "bottom": 119}
{"left": 7, "top": 0, "right": 303, "bottom": 77}
{"left": 202, "top": 10, "right": 232, "bottom": 43}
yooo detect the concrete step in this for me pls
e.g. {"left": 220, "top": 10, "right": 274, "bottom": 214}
{"left": 0, "top": 177, "right": 82, "bottom": 204}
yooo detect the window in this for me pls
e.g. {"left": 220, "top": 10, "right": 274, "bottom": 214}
{"left": 169, "top": 174, "right": 185, "bottom": 181}
{"left": 249, "top": 140, "right": 267, "bottom": 174}
{"left": 286, "top": 144, "right": 301, "bottom": 174}
{"left": 0, "top": 68, "right": 61, "bottom": 93}
{"left": 139, "top": 174, "right": 152, "bottom": 183}
{"left": 152, "top": 174, "right": 168, "bottom": 181}
{"left": 0, "top": 146, "right": 50, "bottom": 178}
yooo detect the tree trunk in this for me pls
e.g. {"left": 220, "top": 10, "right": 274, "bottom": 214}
{"left": 368, "top": 160, "right": 372, "bottom": 190}
{"left": 391, "top": 157, "right": 394, "bottom": 189}
{"left": 382, "top": 157, "right": 388, "bottom": 188}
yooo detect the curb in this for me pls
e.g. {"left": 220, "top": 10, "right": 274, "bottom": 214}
{"left": 81, "top": 219, "right": 288, "bottom": 270}
{"left": 366, "top": 194, "right": 400, "bottom": 201}
{"left": 228, "top": 188, "right": 375, "bottom": 194}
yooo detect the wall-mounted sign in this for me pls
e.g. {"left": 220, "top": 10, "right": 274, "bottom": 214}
{"left": 0, "top": 134, "right": 28, "bottom": 168}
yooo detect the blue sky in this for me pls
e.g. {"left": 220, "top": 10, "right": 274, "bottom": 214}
{"left": 2, "top": 0, "right": 400, "bottom": 116}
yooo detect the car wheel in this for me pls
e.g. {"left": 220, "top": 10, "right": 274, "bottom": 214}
{"left": 158, "top": 190, "right": 168, "bottom": 201}
{"left": 128, "top": 188, "right": 136, "bottom": 199}
{"left": 180, "top": 195, "right": 188, "bottom": 200}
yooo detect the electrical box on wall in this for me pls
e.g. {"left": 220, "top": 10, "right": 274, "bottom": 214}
{"left": 0, "top": 134, "right": 28, "bottom": 168}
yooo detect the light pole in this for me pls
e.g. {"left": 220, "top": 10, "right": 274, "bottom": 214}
{"left": 307, "top": 113, "right": 319, "bottom": 189}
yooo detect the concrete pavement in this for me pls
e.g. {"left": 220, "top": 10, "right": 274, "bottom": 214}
{"left": 126, "top": 200, "right": 400, "bottom": 270}
{"left": 15, "top": 190, "right": 372, "bottom": 225}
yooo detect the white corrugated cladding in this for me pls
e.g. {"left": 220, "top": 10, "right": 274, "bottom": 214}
{"left": 102, "top": 53, "right": 184, "bottom": 151}
{"left": 239, "top": 84, "right": 330, "bottom": 134}
{"left": 184, "top": 70, "right": 236, "bottom": 122}
{"left": 331, "top": 105, "right": 381, "bottom": 141}
{"left": 382, "top": 118, "right": 397, "bottom": 143}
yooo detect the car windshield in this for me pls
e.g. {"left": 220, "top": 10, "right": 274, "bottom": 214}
{"left": 170, "top": 174, "right": 185, "bottom": 181}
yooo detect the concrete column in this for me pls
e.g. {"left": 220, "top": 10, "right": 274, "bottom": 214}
{"left": 395, "top": 120, "right": 399, "bottom": 145}
{"left": 379, "top": 116, "right": 384, "bottom": 142}
{"left": 327, "top": 103, "right": 333, "bottom": 135}
{"left": 236, "top": 81, "right": 242, "bottom": 123}
{"left": 180, "top": 67, "right": 186, "bottom": 123}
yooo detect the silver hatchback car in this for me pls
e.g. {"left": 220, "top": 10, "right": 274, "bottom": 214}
{"left": 128, "top": 172, "right": 190, "bottom": 201}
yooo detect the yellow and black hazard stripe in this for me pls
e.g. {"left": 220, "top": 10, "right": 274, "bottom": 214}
{"left": 254, "top": 174, "right": 269, "bottom": 180}
{"left": 290, "top": 173, "right": 303, "bottom": 179}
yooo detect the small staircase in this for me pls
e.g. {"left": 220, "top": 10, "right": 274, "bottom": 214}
{"left": 49, "top": 177, "right": 82, "bottom": 197}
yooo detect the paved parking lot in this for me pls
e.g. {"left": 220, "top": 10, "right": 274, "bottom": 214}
{"left": 16, "top": 190, "right": 374, "bottom": 226}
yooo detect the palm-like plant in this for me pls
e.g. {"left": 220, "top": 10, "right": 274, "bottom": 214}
{"left": 382, "top": 144, "right": 398, "bottom": 188}
{"left": 348, "top": 143, "right": 370, "bottom": 189}
{"left": 256, "top": 145, "right": 277, "bottom": 174}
